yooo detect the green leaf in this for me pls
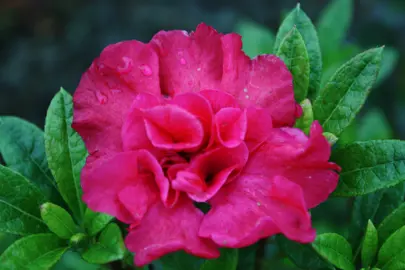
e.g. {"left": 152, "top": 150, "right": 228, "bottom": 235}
{"left": 157, "top": 251, "right": 204, "bottom": 270}
{"left": 0, "top": 117, "right": 59, "bottom": 202}
{"left": 377, "top": 226, "right": 405, "bottom": 270}
{"left": 317, "top": 0, "right": 352, "bottom": 58}
{"left": 276, "top": 26, "right": 310, "bottom": 101}
{"left": 200, "top": 249, "right": 238, "bottom": 270}
{"left": 236, "top": 244, "right": 257, "bottom": 270}
{"left": 40, "top": 202, "right": 77, "bottom": 239}
{"left": 323, "top": 132, "right": 338, "bottom": 146}
{"left": 294, "top": 99, "right": 314, "bottom": 134}
{"left": 82, "top": 223, "right": 125, "bottom": 264}
{"left": 84, "top": 208, "right": 114, "bottom": 237}
{"left": 361, "top": 220, "right": 378, "bottom": 268}
{"left": 312, "top": 233, "right": 355, "bottom": 270}
{"left": 274, "top": 3, "right": 322, "bottom": 98}
{"left": 276, "top": 235, "right": 335, "bottom": 270}
{"left": 53, "top": 251, "right": 108, "bottom": 270}
{"left": 357, "top": 108, "right": 393, "bottom": 141}
{"left": 378, "top": 203, "right": 405, "bottom": 244}
{"left": 375, "top": 47, "right": 399, "bottom": 87}
{"left": 235, "top": 20, "right": 275, "bottom": 58}
{"left": 0, "top": 233, "right": 18, "bottom": 254}
{"left": 0, "top": 233, "right": 67, "bottom": 269}
{"left": 0, "top": 165, "right": 48, "bottom": 235}
{"left": 373, "top": 182, "right": 405, "bottom": 225}
{"left": 313, "top": 47, "right": 383, "bottom": 136}
{"left": 332, "top": 140, "right": 405, "bottom": 196}
{"left": 45, "top": 88, "right": 87, "bottom": 221}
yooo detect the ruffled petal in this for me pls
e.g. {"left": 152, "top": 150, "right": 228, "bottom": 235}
{"left": 72, "top": 41, "right": 161, "bottom": 156}
{"left": 150, "top": 23, "right": 223, "bottom": 96}
{"left": 243, "top": 122, "right": 340, "bottom": 209}
{"left": 199, "top": 175, "right": 315, "bottom": 247}
{"left": 81, "top": 151, "right": 167, "bottom": 223}
{"left": 220, "top": 34, "right": 296, "bottom": 127}
{"left": 125, "top": 196, "right": 220, "bottom": 266}
{"left": 215, "top": 108, "right": 247, "bottom": 148}
{"left": 172, "top": 143, "right": 249, "bottom": 202}
{"left": 245, "top": 107, "right": 273, "bottom": 151}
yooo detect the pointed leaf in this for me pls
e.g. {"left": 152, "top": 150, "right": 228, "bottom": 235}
{"left": 235, "top": 20, "right": 275, "bottom": 58}
{"left": 200, "top": 249, "right": 238, "bottom": 270}
{"left": 84, "top": 208, "right": 114, "bottom": 236}
{"left": 317, "top": 0, "right": 352, "bottom": 56}
{"left": 0, "top": 165, "right": 47, "bottom": 235}
{"left": 294, "top": 99, "right": 314, "bottom": 134}
{"left": 312, "top": 233, "right": 355, "bottom": 270}
{"left": 313, "top": 47, "right": 383, "bottom": 136}
{"left": 276, "top": 235, "right": 335, "bottom": 270}
{"left": 274, "top": 3, "right": 322, "bottom": 98}
{"left": 361, "top": 220, "right": 378, "bottom": 268}
{"left": 0, "top": 233, "right": 67, "bottom": 269}
{"left": 82, "top": 223, "right": 125, "bottom": 264}
{"left": 0, "top": 117, "right": 59, "bottom": 202}
{"left": 377, "top": 226, "right": 405, "bottom": 270}
{"left": 276, "top": 26, "right": 310, "bottom": 101}
{"left": 378, "top": 203, "right": 405, "bottom": 244}
{"left": 45, "top": 88, "right": 87, "bottom": 221}
{"left": 332, "top": 140, "right": 405, "bottom": 196}
{"left": 40, "top": 202, "right": 77, "bottom": 239}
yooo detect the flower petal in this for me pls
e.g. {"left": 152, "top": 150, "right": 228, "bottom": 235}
{"left": 245, "top": 107, "right": 273, "bottom": 151}
{"left": 215, "top": 108, "right": 247, "bottom": 148}
{"left": 220, "top": 34, "right": 296, "bottom": 127}
{"left": 151, "top": 23, "right": 223, "bottom": 96}
{"left": 143, "top": 105, "right": 204, "bottom": 151}
{"left": 199, "top": 175, "right": 315, "bottom": 247}
{"left": 72, "top": 41, "right": 161, "bottom": 156}
{"left": 126, "top": 196, "right": 220, "bottom": 266}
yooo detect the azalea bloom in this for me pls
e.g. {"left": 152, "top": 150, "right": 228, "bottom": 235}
{"left": 72, "top": 23, "right": 340, "bottom": 266}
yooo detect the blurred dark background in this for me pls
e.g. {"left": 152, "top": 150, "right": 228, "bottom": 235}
{"left": 1, "top": 0, "right": 405, "bottom": 138}
{"left": 1, "top": 1, "right": 405, "bottom": 269}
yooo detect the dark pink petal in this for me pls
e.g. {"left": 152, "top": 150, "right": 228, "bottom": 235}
{"left": 243, "top": 122, "right": 340, "bottom": 209}
{"left": 72, "top": 41, "right": 161, "bottom": 156}
{"left": 143, "top": 105, "right": 204, "bottom": 151}
{"left": 199, "top": 175, "right": 315, "bottom": 247}
{"left": 125, "top": 196, "right": 220, "bottom": 266}
{"left": 199, "top": 90, "right": 239, "bottom": 114}
{"left": 150, "top": 23, "right": 223, "bottom": 96}
{"left": 81, "top": 151, "right": 167, "bottom": 223}
{"left": 215, "top": 108, "right": 247, "bottom": 148}
{"left": 173, "top": 143, "right": 249, "bottom": 202}
{"left": 220, "top": 34, "right": 296, "bottom": 127}
{"left": 244, "top": 107, "right": 273, "bottom": 151}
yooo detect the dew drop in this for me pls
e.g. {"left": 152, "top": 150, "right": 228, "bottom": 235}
{"left": 111, "top": 89, "right": 122, "bottom": 94}
{"left": 307, "top": 176, "right": 312, "bottom": 179}
{"left": 139, "top": 65, "right": 153, "bottom": 76}
{"left": 245, "top": 95, "right": 250, "bottom": 99}
{"left": 95, "top": 91, "right": 108, "bottom": 104}
{"left": 243, "top": 88, "right": 248, "bottom": 93}
{"left": 180, "top": 58, "right": 187, "bottom": 65}
{"left": 117, "top": 56, "right": 133, "bottom": 73}
{"left": 197, "top": 67, "right": 201, "bottom": 72}
{"left": 182, "top": 30, "right": 189, "bottom": 36}
{"left": 257, "top": 201, "right": 261, "bottom": 206}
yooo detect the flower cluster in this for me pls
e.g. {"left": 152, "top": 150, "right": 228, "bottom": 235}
{"left": 72, "top": 23, "right": 340, "bottom": 266}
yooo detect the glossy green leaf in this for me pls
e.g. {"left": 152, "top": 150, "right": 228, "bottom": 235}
{"left": 82, "top": 223, "right": 125, "bottom": 264}
{"left": 332, "top": 140, "right": 405, "bottom": 196}
{"left": 357, "top": 108, "right": 393, "bottom": 141}
{"left": 0, "top": 233, "right": 18, "bottom": 254}
{"left": 294, "top": 99, "right": 314, "bottom": 134}
{"left": 312, "top": 233, "right": 355, "bottom": 270}
{"left": 274, "top": 3, "right": 322, "bottom": 98}
{"left": 375, "top": 47, "right": 399, "bottom": 86}
{"left": 157, "top": 251, "right": 204, "bottom": 270}
{"left": 361, "top": 220, "right": 378, "bottom": 268}
{"left": 236, "top": 244, "right": 257, "bottom": 270}
{"left": 0, "top": 117, "right": 58, "bottom": 202}
{"left": 313, "top": 47, "right": 383, "bottom": 136}
{"left": 0, "top": 233, "right": 67, "bottom": 269}
{"left": 378, "top": 203, "right": 405, "bottom": 244}
{"left": 53, "top": 251, "right": 108, "bottom": 270}
{"left": 317, "top": 0, "right": 352, "bottom": 57}
{"left": 235, "top": 20, "right": 275, "bottom": 58}
{"left": 373, "top": 182, "right": 405, "bottom": 225}
{"left": 276, "top": 26, "right": 310, "bottom": 101}
{"left": 323, "top": 132, "right": 338, "bottom": 146}
{"left": 276, "top": 235, "right": 335, "bottom": 270}
{"left": 200, "top": 249, "right": 238, "bottom": 270}
{"left": 40, "top": 202, "right": 77, "bottom": 239}
{"left": 0, "top": 165, "right": 48, "bottom": 235}
{"left": 84, "top": 208, "right": 114, "bottom": 237}
{"left": 45, "top": 88, "right": 87, "bottom": 221}
{"left": 377, "top": 226, "right": 405, "bottom": 270}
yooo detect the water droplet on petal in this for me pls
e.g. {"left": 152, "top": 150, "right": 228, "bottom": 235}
{"left": 139, "top": 65, "right": 152, "bottom": 76}
{"left": 111, "top": 89, "right": 122, "bottom": 94}
{"left": 257, "top": 201, "right": 261, "bottom": 206}
{"left": 180, "top": 58, "right": 186, "bottom": 65}
{"left": 96, "top": 91, "right": 108, "bottom": 104}
{"left": 182, "top": 30, "right": 189, "bottom": 36}
{"left": 245, "top": 95, "right": 250, "bottom": 99}
{"left": 197, "top": 67, "right": 201, "bottom": 72}
{"left": 117, "top": 56, "right": 133, "bottom": 73}
{"left": 243, "top": 88, "right": 248, "bottom": 93}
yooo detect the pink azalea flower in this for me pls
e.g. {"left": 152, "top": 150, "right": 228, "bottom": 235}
{"left": 72, "top": 23, "right": 340, "bottom": 266}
